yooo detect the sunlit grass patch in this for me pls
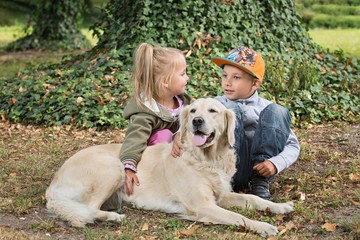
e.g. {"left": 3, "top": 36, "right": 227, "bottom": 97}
{"left": 81, "top": 28, "right": 99, "bottom": 46}
{"left": 0, "top": 26, "right": 99, "bottom": 78}
{"left": 0, "top": 25, "right": 25, "bottom": 49}
{"left": 0, "top": 25, "right": 98, "bottom": 49}
{"left": 309, "top": 28, "right": 360, "bottom": 58}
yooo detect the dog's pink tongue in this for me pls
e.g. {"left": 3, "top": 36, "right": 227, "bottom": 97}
{"left": 192, "top": 135, "right": 208, "bottom": 146}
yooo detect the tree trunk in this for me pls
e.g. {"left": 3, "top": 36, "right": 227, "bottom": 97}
{"left": 6, "top": 0, "right": 90, "bottom": 51}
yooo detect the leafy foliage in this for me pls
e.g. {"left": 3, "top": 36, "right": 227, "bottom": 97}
{"left": 0, "top": 49, "right": 130, "bottom": 128}
{"left": 0, "top": 0, "right": 359, "bottom": 129}
{"left": 5, "top": 0, "right": 90, "bottom": 51}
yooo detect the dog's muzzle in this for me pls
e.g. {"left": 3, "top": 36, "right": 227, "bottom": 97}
{"left": 191, "top": 117, "right": 215, "bottom": 147}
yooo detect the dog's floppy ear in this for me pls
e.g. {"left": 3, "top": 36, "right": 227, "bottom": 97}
{"left": 225, "top": 109, "right": 236, "bottom": 146}
{"left": 179, "top": 105, "right": 190, "bottom": 143}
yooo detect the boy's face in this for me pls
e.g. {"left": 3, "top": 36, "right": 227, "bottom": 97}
{"left": 220, "top": 65, "right": 260, "bottom": 100}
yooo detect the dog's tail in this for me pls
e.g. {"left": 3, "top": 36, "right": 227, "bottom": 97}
{"left": 46, "top": 187, "right": 96, "bottom": 227}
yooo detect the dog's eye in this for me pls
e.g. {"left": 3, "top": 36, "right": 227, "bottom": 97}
{"left": 209, "top": 108, "right": 217, "bottom": 113}
{"left": 190, "top": 108, "right": 196, "bottom": 113}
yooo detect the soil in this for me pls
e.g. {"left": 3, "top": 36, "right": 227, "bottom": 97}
{"left": 0, "top": 123, "right": 359, "bottom": 239}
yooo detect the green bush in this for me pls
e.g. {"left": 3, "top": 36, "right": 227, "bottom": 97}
{"left": 296, "top": 2, "right": 360, "bottom": 28}
{"left": 297, "top": 7, "right": 316, "bottom": 25}
{"left": 0, "top": 50, "right": 130, "bottom": 128}
{"left": 312, "top": 4, "right": 360, "bottom": 15}
{"left": 0, "top": 0, "right": 359, "bottom": 129}
{"left": 297, "top": 0, "right": 360, "bottom": 7}
{"left": 310, "top": 14, "right": 360, "bottom": 28}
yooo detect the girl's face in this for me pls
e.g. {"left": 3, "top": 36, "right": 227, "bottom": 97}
{"left": 168, "top": 55, "right": 189, "bottom": 96}
{"left": 221, "top": 65, "right": 260, "bottom": 100}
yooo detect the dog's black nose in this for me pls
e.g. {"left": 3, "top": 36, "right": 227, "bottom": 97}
{"left": 192, "top": 117, "right": 204, "bottom": 127}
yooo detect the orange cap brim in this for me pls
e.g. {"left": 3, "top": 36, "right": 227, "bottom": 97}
{"left": 212, "top": 57, "right": 257, "bottom": 78}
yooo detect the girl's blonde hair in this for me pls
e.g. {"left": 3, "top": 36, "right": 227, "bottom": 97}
{"left": 131, "top": 43, "right": 184, "bottom": 106}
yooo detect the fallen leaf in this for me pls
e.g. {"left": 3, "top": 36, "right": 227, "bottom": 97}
{"left": 320, "top": 66, "right": 327, "bottom": 74}
{"left": 299, "top": 192, "right": 306, "bottom": 201}
{"left": 234, "top": 232, "right": 248, "bottom": 237}
{"left": 195, "top": 38, "right": 202, "bottom": 49}
{"left": 264, "top": 207, "right": 271, "bottom": 216}
{"left": 277, "top": 228, "right": 287, "bottom": 236}
{"left": 76, "top": 97, "right": 84, "bottom": 105}
{"left": 285, "top": 221, "right": 296, "bottom": 230}
{"left": 180, "top": 225, "right": 199, "bottom": 236}
{"left": 278, "top": 225, "right": 286, "bottom": 231}
{"left": 322, "top": 222, "right": 336, "bottom": 232}
{"left": 315, "top": 53, "right": 324, "bottom": 60}
{"left": 103, "top": 75, "right": 115, "bottom": 82}
{"left": 141, "top": 222, "right": 149, "bottom": 231}
{"left": 185, "top": 50, "right": 192, "bottom": 58}
{"left": 19, "top": 87, "right": 26, "bottom": 92}
{"left": 349, "top": 173, "right": 360, "bottom": 181}
{"left": 351, "top": 200, "right": 360, "bottom": 206}
{"left": 10, "top": 97, "right": 17, "bottom": 104}
{"left": 266, "top": 236, "right": 276, "bottom": 240}
{"left": 205, "top": 47, "right": 212, "bottom": 55}
{"left": 55, "top": 69, "right": 62, "bottom": 77}
{"left": 139, "top": 236, "right": 156, "bottom": 240}
{"left": 283, "top": 184, "right": 294, "bottom": 192}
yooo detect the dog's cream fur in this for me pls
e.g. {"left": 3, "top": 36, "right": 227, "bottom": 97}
{"left": 46, "top": 98, "right": 293, "bottom": 237}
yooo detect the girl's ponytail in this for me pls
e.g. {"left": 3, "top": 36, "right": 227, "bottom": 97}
{"left": 132, "top": 43, "right": 155, "bottom": 106}
{"left": 131, "top": 42, "right": 184, "bottom": 107}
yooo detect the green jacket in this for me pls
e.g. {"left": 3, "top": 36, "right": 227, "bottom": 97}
{"left": 120, "top": 94, "right": 191, "bottom": 167}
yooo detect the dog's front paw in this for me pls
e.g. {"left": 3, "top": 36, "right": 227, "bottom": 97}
{"left": 273, "top": 201, "right": 294, "bottom": 214}
{"left": 253, "top": 222, "right": 278, "bottom": 237}
{"left": 107, "top": 212, "right": 126, "bottom": 223}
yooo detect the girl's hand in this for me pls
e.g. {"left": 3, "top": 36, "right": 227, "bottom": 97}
{"left": 171, "top": 133, "right": 183, "bottom": 158}
{"left": 253, "top": 160, "right": 277, "bottom": 178}
{"left": 125, "top": 169, "right": 140, "bottom": 195}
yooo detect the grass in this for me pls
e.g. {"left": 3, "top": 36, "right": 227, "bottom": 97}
{"left": 309, "top": 28, "right": 360, "bottom": 58}
{"left": 0, "top": 26, "right": 99, "bottom": 78}
{"left": 0, "top": 26, "right": 99, "bottom": 48}
{"left": 0, "top": 121, "right": 359, "bottom": 239}
{"left": 0, "top": 26, "right": 26, "bottom": 49}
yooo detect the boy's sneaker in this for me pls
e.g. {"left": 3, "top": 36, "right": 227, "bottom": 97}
{"left": 249, "top": 177, "right": 271, "bottom": 200}
{"left": 101, "top": 192, "right": 122, "bottom": 212}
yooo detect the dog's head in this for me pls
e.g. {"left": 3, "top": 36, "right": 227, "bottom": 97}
{"left": 180, "top": 98, "right": 235, "bottom": 148}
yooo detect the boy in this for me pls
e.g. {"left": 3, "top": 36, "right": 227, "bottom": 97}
{"left": 212, "top": 46, "right": 300, "bottom": 200}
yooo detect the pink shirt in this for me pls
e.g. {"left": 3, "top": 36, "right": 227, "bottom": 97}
{"left": 159, "top": 95, "right": 184, "bottom": 117}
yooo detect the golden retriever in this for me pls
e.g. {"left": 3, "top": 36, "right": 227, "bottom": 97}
{"left": 46, "top": 98, "right": 294, "bottom": 237}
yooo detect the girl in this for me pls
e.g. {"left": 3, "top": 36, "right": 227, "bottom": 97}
{"left": 120, "top": 43, "right": 191, "bottom": 195}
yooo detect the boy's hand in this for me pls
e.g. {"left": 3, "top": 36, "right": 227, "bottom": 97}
{"left": 125, "top": 169, "right": 140, "bottom": 195}
{"left": 253, "top": 160, "right": 277, "bottom": 178}
{"left": 171, "top": 133, "right": 183, "bottom": 158}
